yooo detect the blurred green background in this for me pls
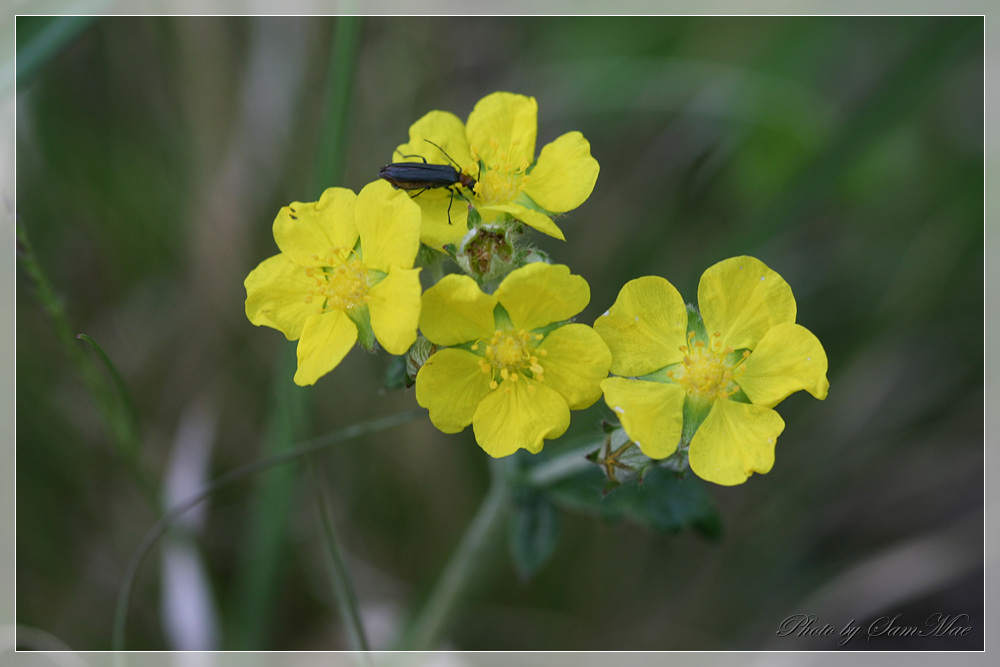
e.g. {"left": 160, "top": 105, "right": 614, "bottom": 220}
{"left": 15, "top": 16, "right": 983, "bottom": 651}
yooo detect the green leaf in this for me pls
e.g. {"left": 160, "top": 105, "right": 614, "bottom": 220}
{"left": 549, "top": 465, "right": 721, "bottom": 538}
{"left": 508, "top": 488, "right": 561, "bottom": 580}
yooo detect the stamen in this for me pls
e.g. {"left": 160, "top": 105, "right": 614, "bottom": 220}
{"left": 303, "top": 246, "right": 369, "bottom": 313}
{"left": 669, "top": 328, "right": 746, "bottom": 401}
{"left": 479, "top": 326, "right": 548, "bottom": 392}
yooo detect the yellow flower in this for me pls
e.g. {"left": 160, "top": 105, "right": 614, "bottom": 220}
{"left": 415, "top": 263, "right": 612, "bottom": 457}
{"left": 392, "top": 92, "right": 600, "bottom": 250}
{"left": 594, "top": 256, "right": 829, "bottom": 486}
{"left": 245, "top": 180, "right": 422, "bottom": 386}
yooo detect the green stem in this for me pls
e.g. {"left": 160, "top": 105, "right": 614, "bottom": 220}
{"left": 228, "top": 348, "right": 305, "bottom": 649}
{"left": 112, "top": 408, "right": 422, "bottom": 652}
{"left": 527, "top": 444, "right": 597, "bottom": 487}
{"left": 398, "top": 458, "right": 512, "bottom": 650}
{"left": 307, "top": 460, "right": 370, "bottom": 651}
{"left": 227, "top": 14, "right": 364, "bottom": 650}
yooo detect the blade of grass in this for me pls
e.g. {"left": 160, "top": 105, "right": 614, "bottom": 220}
{"left": 14, "top": 15, "right": 101, "bottom": 91}
{"left": 227, "top": 15, "right": 363, "bottom": 649}
{"left": 76, "top": 334, "right": 140, "bottom": 453}
{"left": 227, "top": 347, "right": 307, "bottom": 649}
{"left": 307, "top": 460, "right": 370, "bottom": 651}
{"left": 17, "top": 219, "right": 156, "bottom": 507}
{"left": 75, "top": 332, "right": 155, "bottom": 507}
{"left": 112, "top": 407, "right": 422, "bottom": 652}
{"left": 311, "top": 15, "right": 362, "bottom": 196}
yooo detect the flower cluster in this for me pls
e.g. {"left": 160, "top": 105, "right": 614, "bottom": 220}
{"left": 245, "top": 91, "right": 828, "bottom": 485}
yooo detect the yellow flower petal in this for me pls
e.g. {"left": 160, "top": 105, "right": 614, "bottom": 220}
{"left": 697, "top": 256, "right": 796, "bottom": 351}
{"left": 415, "top": 348, "right": 492, "bottom": 433}
{"left": 594, "top": 276, "right": 688, "bottom": 377}
{"left": 245, "top": 254, "right": 316, "bottom": 340}
{"left": 420, "top": 274, "right": 498, "bottom": 346}
{"left": 273, "top": 188, "right": 358, "bottom": 267}
{"left": 466, "top": 92, "right": 538, "bottom": 169}
{"left": 483, "top": 203, "right": 565, "bottom": 241}
{"left": 688, "top": 398, "right": 785, "bottom": 486}
{"left": 293, "top": 310, "right": 358, "bottom": 386}
{"left": 355, "top": 180, "right": 421, "bottom": 272}
{"left": 494, "top": 263, "right": 588, "bottom": 332}
{"left": 472, "top": 379, "right": 569, "bottom": 457}
{"left": 537, "top": 323, "right": 611, "bottom": 410}
{"left": 522, "top": 131, "right": 599, "bottom": 213}
{"left": 410, "top": 189, "right": 470, "bottom": 251}
{"left": 600, "top": 377, "right": 686, "bottom": 459}
{"left": 738, "top": 322, "right": 829, "bottom": 408}
{"left": 367, "top": 265, "right": 422, "bottom": 355}
{"left": 395, "top": 110, "right": 474, "bottom": 169}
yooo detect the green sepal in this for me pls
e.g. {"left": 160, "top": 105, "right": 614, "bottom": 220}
{"left": 365, "top": 268, "right": 388, "bottom": 290}
{"left": 492, "top": 303, "right": 513, "bottom": 329}
{"left": 639, "top": 364, "right": 676, "bottom": 383}
{"left": 384, "top": 355, "right": 408, "bottom": 390}
{"left": 681, "top": 395, "right": 712, "bottom": 448}
{"left": 405, "top": 335, "right": 437, "bottom": 383}
{"left": 416, "top": 242, "right": 444, "bottom": 269}
{"left": 345, "top": 305, "right": 376, "bottom": 352}
{"left": 685, "top": 302, "right": 707, "bottom": 343}
{"left": 586, "top": 425, "right": 654, "bottom": 489}
{"left": 531, "top": 318, "right": 574, "bottom": 341}
{"left": 465, "top": 203, "right": 482, "bottom": 229}
{"left": 511, "top": 191, "right": 559, "bottom": 219}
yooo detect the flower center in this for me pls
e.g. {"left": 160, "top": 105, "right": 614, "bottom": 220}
{"left": 304, "top": 247, "right": 369, "bottom": 313}
{"left": 470, "top": 138, "right": 531, "bottom": 205}
{"left": 668, "top": 331, "right": 749, "bottom": 402}
{"left": 473, "top": 328, "right": 547, "bottom": 393}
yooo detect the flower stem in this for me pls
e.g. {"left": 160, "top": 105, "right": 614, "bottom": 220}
{"left": 527, "top": 443, "right": 598, "bottom": 487}
{"left": 307, "top": 460, "right": 370, "bottom": 651}
{"left": 397, "top": 457, "right": 512, "bottom": 650}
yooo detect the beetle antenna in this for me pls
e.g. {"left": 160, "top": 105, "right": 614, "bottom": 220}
{"left": 423, "top": 139, "right": 462, "bottom": 170}
{"left": 394, "top": 150, "right": 428, "bottom": 163}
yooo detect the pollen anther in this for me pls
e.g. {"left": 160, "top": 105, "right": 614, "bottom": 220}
{"left": 670, "top": 330, "right": 749, "bottom": 401}
{"left": 480, "top": 326, "right": 546, "bottom": 391}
